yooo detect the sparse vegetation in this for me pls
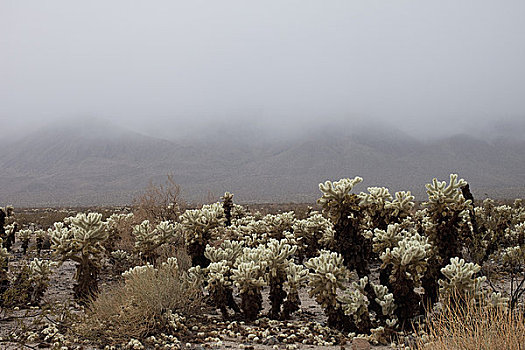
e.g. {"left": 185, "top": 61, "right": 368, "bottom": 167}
{"left": 1, "top": 175, "right": 525, "bottom": 349}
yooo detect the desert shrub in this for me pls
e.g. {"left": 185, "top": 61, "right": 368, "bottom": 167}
{"left": 105, "top": 212, "right": 135, "bottom": 253}
{"left": 413, "top": 294, "right": 525, "bottom": 350}
{"left": 76, "top": 255, "right": 203, "bottom": 346}
{"left": 133, "top": 174, "right": 184, "bottom": 224}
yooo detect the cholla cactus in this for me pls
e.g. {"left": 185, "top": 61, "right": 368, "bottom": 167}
{"left": 438, "top": 257, "right": 486, "bottom": 302}
{"left": 180, "top": 204, "right": 225, "bottom": 267}
{"left": 471, "top": 201, "right": 525, "bottom": 265}
{"left": 371, "top": 283, "right": 396, "bottom": 317}
{"left": 205, "top": 260, "right": 239, "bottom": 317}
{"left": 205, "top": 239, "right": 244, "bottom": 266}
{"left": 246, "top": 212, "right": 296, "bottom": 243}
{"left": 318, "top": 177, "right": 369, "bottom": 276}
{"left": 292, "top": 212, "right": 334, "bottom": 262}
{"left": 231, "top": 247, "right": 267, "bottom": 320}
{"left": 386, "top": 191, "right": 415, "bottom": 220}
{"left": 338, "top": 277, "right": 371, "bottom": 333}
{"left": 263, "top": 239, "right": 297, "bottom": 319}
{"left": 133, "top": 220, "right": 182, "bottom": 263}
{"left": 110, "top": 249, "right": 133, "bottom": 274}
{"left": 380, "top": 232, "right": 431, "bottom": 326}
{"left": 421, "top": 174, "right": 472, "bottom": 306}
{"left": 282, "top": 262, "right": 309, "bottom": 319}
{"left": 359, "top": 187, "right": 393, "bottom": 230}
{"left": 203, "top": 240, "right": 244, "bottom": 317}
{"left": 0, "top": 206, "right": 13, "bottom": 238}
{"left": 1, "top": 209, "right": 17, "bottom": 251}
{"left": 0, "top": 238, "right": 9, "bottom": 297}
{"left": 18, "top": 228, "right": 32, "bottom": 254}
{"left": 304, "top": 250, "right": 350, "bottom": 329}
{"left": 422, "top": 174, "right": 471, "bottom": 260}
{"left": 27, "top": 258, "right": 56, "bottom": 304}
{"left": 34, "top": 229, "right": 48, "bottom": 254}
{"left": 49, "top": 212, "right": 108, "bottom": 302}
{"left": 373, "top": 221, "right": 417, "bottom": 287}
{"left": 221, "top": 192, "right": 234, "bottom": 226}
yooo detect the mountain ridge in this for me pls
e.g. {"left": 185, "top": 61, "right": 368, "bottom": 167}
{"left": 1, "top": 120, "right": 524, "bottom": 207}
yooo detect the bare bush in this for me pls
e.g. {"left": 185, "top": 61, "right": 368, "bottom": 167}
{"left": 133, "top": 174, "right": 184, "bottom": 224}
{"left": 76, "top": 251, "right": 202, "bottom": 345}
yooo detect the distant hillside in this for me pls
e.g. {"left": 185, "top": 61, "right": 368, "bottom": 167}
{"left": 1, "top": 120, "right": 524, "bottom": 207}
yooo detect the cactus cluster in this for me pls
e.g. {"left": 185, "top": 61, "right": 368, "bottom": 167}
{"left": 3, "top": 174, "right": 525, "bottom": 349}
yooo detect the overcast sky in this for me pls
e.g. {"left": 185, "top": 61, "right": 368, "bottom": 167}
{"left": 1, "top": 1, "right": 525, "bottom": 140}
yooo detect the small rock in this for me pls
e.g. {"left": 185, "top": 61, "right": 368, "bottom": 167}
{"left": 264, "top": 336, "right": 279, "bottom": 345}
{"left": 351, "top": 338, "right": 370, "bottom": 350}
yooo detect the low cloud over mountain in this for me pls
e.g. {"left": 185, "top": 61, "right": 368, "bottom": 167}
{"left": 1, "top": 119, "right": 524, "bottom": 207}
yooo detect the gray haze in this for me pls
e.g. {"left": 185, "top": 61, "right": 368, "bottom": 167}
{"left": 2, "top": 1, "right": 525, "bottom": 141}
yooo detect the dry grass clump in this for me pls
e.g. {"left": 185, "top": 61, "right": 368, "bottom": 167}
{"left": 413, "top": 296, "right": 525, "bottom": 350}
{"left": 76, "top": 251, "right": 202, "bottom": 346}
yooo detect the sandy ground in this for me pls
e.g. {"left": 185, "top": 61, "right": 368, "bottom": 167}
{"left": 1, "top": 240, "right": 395, "bottom": 350}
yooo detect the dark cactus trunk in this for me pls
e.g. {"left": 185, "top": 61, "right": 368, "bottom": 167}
{"left": 240, "top": 289, "right": 262, "bottom": 321}
{"left": 74, "top": 261, "right": 99, "bottom": 304}
{"left": 333, "top": 202, "right": 369, "bottom": 277}
{"left": 268, "top": 272, "right": 287, "bottom": 319}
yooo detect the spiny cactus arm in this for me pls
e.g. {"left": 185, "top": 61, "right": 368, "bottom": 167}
{"left": 372, "top": 223, "right": 406, "bottom": 254}
{"left": 206, "top": 260, "right": 231, "bottom": 287}
{"left": 385, "top": 191, "right": 415, "bottom": 218}
{"left": 318, "top": 177, "right": 363, "bottom": 223}
{"left": 423, "top": 174, "right": 471, "bottom": 212}
{"left": 371, "top": 282, "right": 396, "bottom": 316}
{"left": 486, "top": 292, "right": 510, "bottom": 310}
{"left": 304, "top": 251, "right": 348, "bottom": 308}
{"left": 338, "top": 288, "right": 370, "bottom": 322}
{"left": 221, "top": 192, "right": 233, "bottom": 201}
{"left": 318, "top": 177, "right": 363, "bottom": 215}
{"left": 28, "top": 258, "right": 57, "bottom": 283}
{"left": 122, "top": 263, "right": 156, "bottom": 279}
{"left": 48, "top": 222, "right": 79, "bottom": 263}
{"left": 284, "top": 262, "right": 309, "bottom": 292}
{"left": 231, "top": 261, "right": 266, "bottom": 294}
{"left": 155, "top": 221, "right": 183, "bottom": 244}
{"left": 438, "top": 257, "right": 486, "bottom": 299}
{"left": 380, "top": 233, "right": 431, "bottom": 284}
{"left": 70, "top": 213, "right": 108, "bottom": 244}
{"left": 0, "top": 205, "right": 14, "bottom": 217}
{"left": 264, "top": 239, "right": 297, "bottom": 275}
{"left": 358, "top": 187, "right": 392, "bottom": 210}
{"left": 204, "top": 240, "right": 245, "bottom": 265}
{"left": 18, "top": 228, "right": 32, "bottom": 240}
